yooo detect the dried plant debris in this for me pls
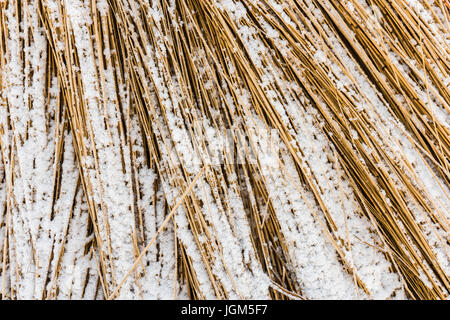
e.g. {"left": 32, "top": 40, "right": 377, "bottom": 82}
{"left": 0, "top": 0, "right": 449, "bottom": 300}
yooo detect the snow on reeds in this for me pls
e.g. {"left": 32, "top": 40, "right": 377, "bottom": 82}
{"left": 0, "top": 0, "right": 448, "bottom": 299}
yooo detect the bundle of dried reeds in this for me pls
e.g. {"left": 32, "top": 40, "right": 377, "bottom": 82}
{"left": 0, "top": 0, "right": 448, "bottom": 300}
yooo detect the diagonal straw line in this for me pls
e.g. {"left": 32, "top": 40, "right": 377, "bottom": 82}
{"left": 108, "top": 166, "right": 205, "bottom": 300}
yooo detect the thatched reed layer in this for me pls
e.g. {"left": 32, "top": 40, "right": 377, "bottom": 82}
{"left": 0, "top": 0, "right": 448, "bottom": 299}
